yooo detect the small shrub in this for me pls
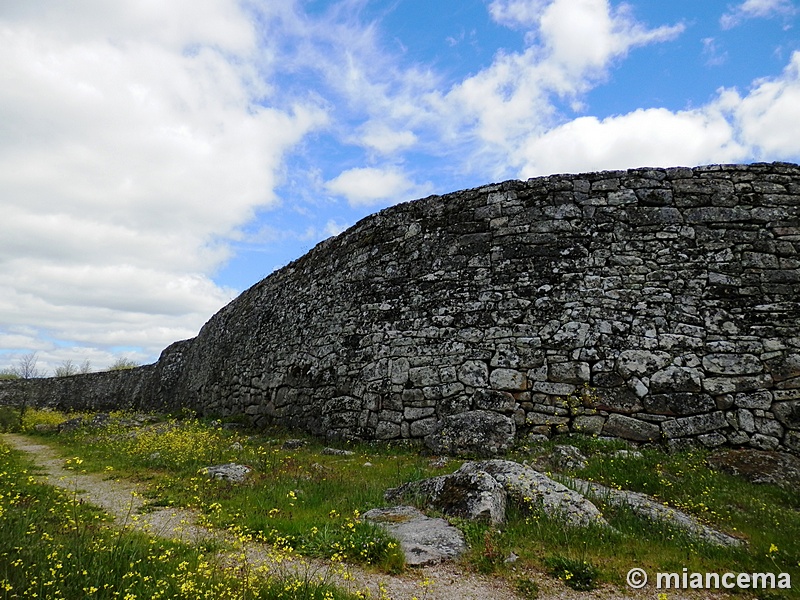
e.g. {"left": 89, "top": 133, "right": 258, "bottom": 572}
{"left": 20, "top": 407, "right": 70, "bottom": 432}
{"left": 514, "top": 576, "right": 540, "bottom": 599}
{"left": 0, "top": 406, "right": 21, "bottom": 432}
{"left": 545, "top": 554, "right": 600, "bottom": 591}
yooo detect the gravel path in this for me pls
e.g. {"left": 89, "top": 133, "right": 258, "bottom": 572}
{"left": 2, "top": 433, "right": 728, "bottom": 600}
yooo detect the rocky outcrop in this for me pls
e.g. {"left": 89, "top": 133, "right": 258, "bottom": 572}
{"left": 388, "top": 460, "right": 742, "bottom": 547}
{"left": 385, "top": 468, "right": 507, "bottom": 525}
{"left": 566, "top": 478, "right": 744, "bottom": 547}
{"left": 2, "top": 163, "right": 800, "bottom": 453}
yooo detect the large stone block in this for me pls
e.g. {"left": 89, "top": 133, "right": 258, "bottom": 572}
{"left": 643, "top": 393, "right": 716, "bottom": 416}
{"left": 616, "top": 350, "right": 672, "bottom": 379}
{"left": 472, "top": 389, "right": 517, "bottom": 413}
{"left": 702, "top": 353, "right": 763, "bottom": 376}
{"left": 594, "top": 387, "right": 643, "bottom": 414}
{"left": 458, "top": 361, "right": 489, "bottom": 388}
{"left": 650, "top": 366, "right": 703, "bottom": 394}
{"left": 661, "top": 411, "right": 728, "bottom": 438}
{"left": 603, "top": 414, "right": 661, "bottom": 442}
{"left": 489, "top": 368, "right": 527, "bottom": 391}
{"left": 424, "top": 410, "right": 515, "bottom": 457}
{"left": 765, "top": 354, "right": 800, "bottom": 382}
{"left": 773, "top": 400, "right": 800, "bottom": 429}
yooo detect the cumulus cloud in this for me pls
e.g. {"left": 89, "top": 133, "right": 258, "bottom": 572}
{"left": 0, "top": 1, "right": 326, "bottom": 368}
{"left": 720, "top": 0, "right": 798, "bottom": 29}
{"left": 359, "top": 123, "right": 418, "bottom": 154}
{"left": 519, "top": 108, "right": 747, "bottom": 176}
{"left": 720, "top": 51, "right": 800, "bottom": 156}
{"left": 432, "top": 0, "right": 685, "bottom": 169}
{"left": 324, "top": 166, "right": 431, "bottom": 206}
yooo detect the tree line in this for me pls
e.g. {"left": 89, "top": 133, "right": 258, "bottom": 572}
{"left": 0, "top": 352, "right": 139, "bottom": 380}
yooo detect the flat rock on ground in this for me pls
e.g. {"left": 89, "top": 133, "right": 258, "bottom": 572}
{"left": 707, "top": 448, "right": 800, "bottom": 490}
{"left": 362, "top": 506, "right": 467, "bottom": 566}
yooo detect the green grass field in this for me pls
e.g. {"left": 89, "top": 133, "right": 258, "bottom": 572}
{"left": 1, "top": 406, "right": 799, "bottom": 598}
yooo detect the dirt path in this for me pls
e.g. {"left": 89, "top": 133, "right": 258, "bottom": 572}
{"left": 4, "top": 433, "right": 725, "bottom": 600}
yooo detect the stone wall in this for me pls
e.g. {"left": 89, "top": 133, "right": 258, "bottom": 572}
{"left": 2, "top": 163, "right": 799, "bottom": 452}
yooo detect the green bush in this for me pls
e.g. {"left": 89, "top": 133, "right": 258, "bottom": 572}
{"left": 545, "top": 554, "right": 600, "bottom": 591}
{"left": 0, "top": 406, "right": 21, "bottom": 432}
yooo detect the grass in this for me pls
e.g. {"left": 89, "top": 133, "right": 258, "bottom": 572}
{"left": 0, "top": 436, "right": 362, "bottom": 600}
{"left": 4, "top": 408, "right": 800, "bottom": 598}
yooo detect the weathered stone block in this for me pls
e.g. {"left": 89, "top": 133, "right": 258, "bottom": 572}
{"left": 603, "top": 414, "right": 661, "bottom": 442}
{"left": 489, "top": 368, "right": 527, "bottom": 391}
{"left": 525, "top": 412, "right": 570, "bottom": 426}
{"left": 755, "top": 417, "right": 783, "bottom": 438}
{"left": 773, "top": 400, "right": 800, "bottom": 429}
{"left": 548, "top": 361, "right": 591, "bottom": 383}
{"left": 765, "top": 354, "right": 800, "bottom": 382}
{"left": 702, "top": 374, "right": 773, "bottom": 395}
{"left": 650, "top": 366, "right": 703, "bottom": 394}
{"left": 733, "top": 391, "right": 773, "bottom": 409}
{"left": 702, "top": 353, "right": 763, "bottom": 376}
{"left": 594, "top": 387, "right": 643, "bottom": 414}
{"left": 472, "top": 389, "right": 517, "bottom": 413}
{"left": 404, "top": 406, "right": 435, "bottom": 421}
{"left": 616, "top": 350, "right": 672, "bottom": 378}
{"left": 410, "top": 417, "right": 438, "bottom": 438}
{"left": 531, "top": 381, "right": 576, "bottom": 396}
{"left": 643, "top": 393, "right": 716, "bottom": 416}
{"left": 572, "top": 415, "right": 606, "bottom": 435}
{"left": 749, "top": 434, "right": 780, "bottom": 451}
{"left": 737, "top": 408, "right": 756, "bottom": 433}
{"left": 425, "top": 410, "right": 515, "bottom": 457}
{"left": 375, "top": 421, "right": 401, "bottom": 440}
{"left": 458, "top": 361, "right": 489, "bottom": 387}
{"left": 409, "top": 366, "right": 440, "bottom": 387}
{"left": 661, "top": 411, "right": 728, "bottom": 438}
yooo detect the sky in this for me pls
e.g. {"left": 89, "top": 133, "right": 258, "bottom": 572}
{"left": 1, "top": 0, "right": 799, "bottom": 374}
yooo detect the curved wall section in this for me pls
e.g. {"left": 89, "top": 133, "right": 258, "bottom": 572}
{"left": 3, "top": 163, "right": 800, "bottom": 452}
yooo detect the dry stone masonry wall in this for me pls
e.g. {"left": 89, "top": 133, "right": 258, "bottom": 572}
{"left": 3, "top": 163, "right": 800, "bottom": 453}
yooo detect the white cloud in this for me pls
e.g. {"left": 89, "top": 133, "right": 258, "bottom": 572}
{"left": 488, "top": 0, "right": 550, "bottom": 28}
{"left": 519, "top": 107, "right": 747, "bottom": 177}
{"left": 436, "top": 0, "right": 685, "bottom": 165}
{"left": 359, "top": 123, "right": 418, "bottom": 154}
{"left": 720, "top": 0, "right": 797, "bottom": 29}
{"left": 702, "top": 37, "right": 729, "bottom": 67}
{"left": 0, "top": 1, "right": 326, "bottom": 366}
{"left": 324, "top": 219, "right": 350, "bottom": 238}
{"left": 720, "top": 50, "right": 800, "bottom": 156}
{"left": 325, "top": 167, "right": 430, "bottom": 206}
{"left": 538, "top": 0, "right": 685, "bottom": 89}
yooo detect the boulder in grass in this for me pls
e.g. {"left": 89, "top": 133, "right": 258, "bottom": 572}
{"left": 199, "top": 463, "right": 251, "bottom": 484}
{"left": 459, "top": 460, "right": 608, "bottom": 528}
{"left": 362, "top": 506, "right": 467, "bottom": 566}
{"left": 385, "top": 469, "right": 507, "bottom": 525}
